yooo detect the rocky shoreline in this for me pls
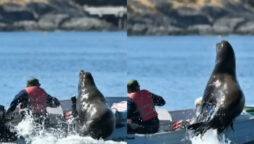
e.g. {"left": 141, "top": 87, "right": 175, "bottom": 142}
{"left": 128, "top": 0, "right": 254, "bottom": 35}
{"left": 1, "top": 0, "right": 254, "bottom": 34}
{"left": 0, "top": 0, "right": 126, "bottom": 31}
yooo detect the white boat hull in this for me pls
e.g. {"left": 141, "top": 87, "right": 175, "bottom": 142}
{"left": 128, "top": 109, "right": 254, "bottom": 144}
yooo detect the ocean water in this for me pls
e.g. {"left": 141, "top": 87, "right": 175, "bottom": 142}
{"left": 13, "top": 113, "right": 126, "bottom": 144}
{"left": 1, "top": 33, "right": 253, "bottom": 111}
{"left": 0, "top": 31, "right": 127, "bottom": 143}
{"left": 0, "top": 32, "right": 253, "bottom": 143}
{"left": 0, "top": 32, "right": 127, "bottom": 107}
{"left": 128, "top": 35, "right": 254, "bottom": 110}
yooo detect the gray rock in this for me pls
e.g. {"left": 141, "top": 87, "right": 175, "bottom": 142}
{"left": 0, "top": 3, "right": 36, "bottom": 23}
{"left": 163, "top": 7, "right": 211, "bottom": 28}
{"left": 187, "top": 24, "right": 213, "bottom": 35}
{"left": 2, "top": 3, "right": 28, "bottom": 12}
{"left": 0, "top": 0, "right": 122, "bottom": 31}
{"left": 201, "top": 6, "right": 229, "bottom": 20}
{"left": 26, "top": 3, "right": 54, "bottom": 16}
{"left": 127, "top": 23, "right": 147, "bottom": 35}
{"left": 0, "top": 22, "right": 8, "bottom": 30}
{"left": 158, "top": 25, "right": 183, "bottom": 35}
{"left": 13, "top": 20, "right": 38, "bottom": 30}
{"left": 38, "top": 14, "right": 69, "bottom": 30}
{"left": 127, "top": 0, "right": 254, "bottom": 35}
{"left": 61, "top": 17, "right": 114, "bottom": 30}
{"left": 236, "top": 21, "right": 254, "bottom": 34}
{"left": 49, "top": 0, "right": 88, "bottom": 17}
{"left": 213, "top": 17, "right": 245, "bottom": 34}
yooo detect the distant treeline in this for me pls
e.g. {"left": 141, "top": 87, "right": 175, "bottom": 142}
{"left": 74, "top": 0, "right": 126, "bottom": 6}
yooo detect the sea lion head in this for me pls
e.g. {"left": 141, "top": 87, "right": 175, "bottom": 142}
{"left": 215, "top": 40, "right": 236, "bottom": 74}
{"left": 79, "top": 70, "right": 96, "bottom": 91}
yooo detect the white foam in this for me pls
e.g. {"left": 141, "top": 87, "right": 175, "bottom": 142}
{"left": 190, "top": 129, "right": 231, "bottom": 144}
{"left": 15, "top": 114, "right": 35, "bottom": 138}
{"left": 30, "top": 134, "right": 126, "bottom": 144}
{"left": 13, "top": 114, "right": 126, "bottom": 144}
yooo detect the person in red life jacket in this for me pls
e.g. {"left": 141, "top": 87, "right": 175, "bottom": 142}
{"left": 127, "top": 80, "right": 165, "bottom": 134}
{"left": 6, "top": 78, "right": 60, "bottom": 120}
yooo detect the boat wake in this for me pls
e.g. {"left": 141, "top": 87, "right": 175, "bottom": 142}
{"left": 10, "top": 114, "right": 126, "bottom": 144}
{"left": 189, "top": 129, "right": 231, "bottom": 144}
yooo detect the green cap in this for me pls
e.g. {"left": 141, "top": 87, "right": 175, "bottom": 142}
{"left": 27, "top": 78, "right": 40, "bottom": 87}
{"left": 127, "top": 79, "right": 140, "bottom": 93}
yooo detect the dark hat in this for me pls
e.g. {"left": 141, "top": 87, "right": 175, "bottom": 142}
{"left": 127, "top": 80, "right": 140, "bottom": 93}
{"left": 27, "top": 78, "right": 40, "bottom": 87}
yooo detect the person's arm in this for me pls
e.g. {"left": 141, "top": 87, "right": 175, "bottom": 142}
{"left": 150, "top": 92, "right": 165, "bottom": 106}
{"left": 46, "top": 95, "right": 60, "bottom": 108}
{"left": 7, "top": 90, "right": 28, "bottom": 113}
{"left": 71, "top": 96, "right": 78, "bottom": 117}
{"left": 127, "top": 98, "right": 136, "bottom": 121}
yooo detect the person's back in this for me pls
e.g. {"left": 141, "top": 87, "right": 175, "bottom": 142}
{"left": 26, "top": 86, "right": 48, "bottom": 115}
{"left": 7, "top": 78, "right": 60, "bottom": 124}
{"left": 127, "top": 80, "right": 165, "bottom": 134}
{"left": 128, "top": 89, "right": 158, "bottom": 122}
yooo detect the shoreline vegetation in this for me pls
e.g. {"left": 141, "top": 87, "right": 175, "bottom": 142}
{"left": 128, "top": 0, "right": 254, "bottom": 35}
{"left": 0, "top": 0, "right": 126, "bottom": 31}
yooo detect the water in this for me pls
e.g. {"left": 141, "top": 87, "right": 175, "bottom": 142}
{"left": 189, "top": 129, "right": 231, "bottom": 144}
{"left": 13, "top": 113, "right": 126, "bottom": 144}
{"left": 1, "top": 33, "right": 254, "bottom": 143}
{"left": 128, "top": 35, "right": 254, "bottom": 110}
{"left": 2, "top": 33, "right": 252, "bottom": 110}
{"left": 0, "top": 32, "right": 127, "bottom": 143}
{"left": 0, "top": 31, "right": 127, "bottom": 107}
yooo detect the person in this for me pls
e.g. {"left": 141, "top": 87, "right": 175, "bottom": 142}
{"left": 127, "top": 80, "right": 165, "bottom": 134}
{"left": 6, "top": 78, "right": 60, "bottom": 123}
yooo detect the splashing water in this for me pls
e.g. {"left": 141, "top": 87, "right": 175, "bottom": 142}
{"left": 11, "top": 114, "right": 126, "bottom": 144}
{"left": 15, "top": 114, "right": 34, "bottom": 138}
{"left": 189, "top": 129, "right": 231, "bottom": 144}
{"left": 30, "top": 135, "right": 126, "bottom": 144}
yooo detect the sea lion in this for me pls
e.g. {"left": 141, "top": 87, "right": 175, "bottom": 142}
{"left": 76, "top": 70, "right": 115, "bottom": 139}
{"left": 0, "top": 105, "right": 17, "bottom": 142}
{"left": 188, "top": 40, "right": 245, "bottom": 136}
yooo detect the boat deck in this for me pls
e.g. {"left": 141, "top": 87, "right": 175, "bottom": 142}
{"left": 128, "top": 108, "right": 254, "bottom": 144}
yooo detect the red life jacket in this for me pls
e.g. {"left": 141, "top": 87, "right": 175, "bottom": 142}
{"left": 128, "top": 89, "right": 157, "bottom": 121}
{"left": 25, "top": 86, "right": 48, "bottom": 114}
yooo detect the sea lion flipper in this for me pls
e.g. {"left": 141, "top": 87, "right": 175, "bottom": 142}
{"left": 188, "top": 122, "right": 211, "bottom": 136}
{"left": 187, "top": 122, "right": 203, "bottom": 130}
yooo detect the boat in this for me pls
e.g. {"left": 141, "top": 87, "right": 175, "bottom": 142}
{"left": 127, "top": 106, "right": 254, "bottom": 144}
{"left": 0, "top": 97, "right": 128, "bottom": 142}
{"left": 2, "top": 96, "right": 254, "bottom": 144}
